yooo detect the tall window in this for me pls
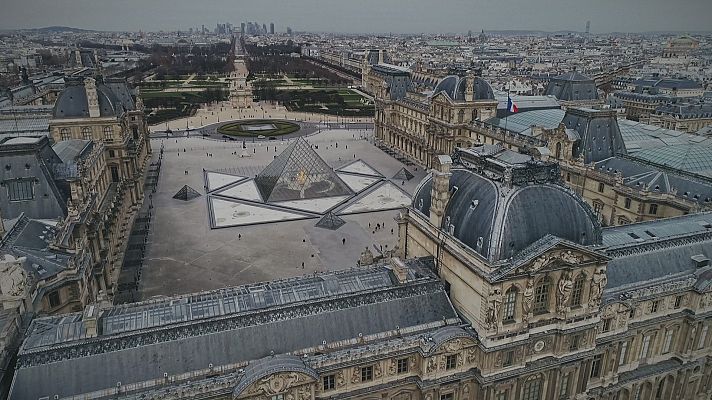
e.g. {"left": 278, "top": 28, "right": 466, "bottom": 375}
{"left": 322, "top": 374, "right": 335, "bottom": 391}
{"left": 570, "top": 274, "right": 586, "bottom": 307}
{"left": 7, "top": 179, "right": 34, "bottom": 201}
{"left": 503, "top": 350, "right": 514, "bottom": 367}
{"left": 559, "top": 372, "right": 570, "bottom": 398}
{"left": 48, "top": 291, "right": 61, "bottom": 308}
{"left": 555, "top": 142, "right": 562, "bottom": 159}
{"left": 60, "top": 128, "right": 71, "bottom": 140}
{"left": 624, "top": 197, "right": 632, "bottom": 209}
{"left": 590, "top": 354, "right": 603, "bottom": 378}
{"left": 651, "top": 300, "right": 660, "bottom": 313}
{"left": 649, "top": 204, "right": 658, "bottom": 215}
{"left": 82, "top": 127, "right": 92, "bottom": 140}
{"left": 103, "top": 126, "right": 114, "bottom": 142}
{"left": 598, "top": 182, "right": 605, "bottom": 193}
{"left": 445, "top": 354, "right": 457, "bottom": 370}
{"left": 503, "top": 287, "right": 517, "bottom": 322}
{"left": 360, "top": 365, "right": 373, "bottom": 382}
{"left": 640, "top": 335, "right": 652, "bottom": 360}
{"left": 397, "top": 358, "right": 408, "bottom": 374}
{"left": 663, "top": 329, "right": 674, "bottom": 354}
{"left": 495, "top": 390, "right": 508, "bottom": 400}
{"left": 533, "top": 277, "right": 551, "bottom": 314}
{"left": 619, "top": 341, "right": 628, "bottom": 366}
{"left": 522, "top": 376, "right": 542, "bottom": 400}
{"left": 698, "top": 326, "right": 709, "bottom": 350}
{"left": 110, "top": 165, "right": 120, "bottom": 182}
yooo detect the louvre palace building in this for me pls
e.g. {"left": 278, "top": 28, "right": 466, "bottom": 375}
{"left": 7, "top": 138, "right": 712, "bottom": 399}
{"left": 0, "top": 74, "right": 152, "bottom": 395}
{"left": 371, "top": 68, "right": 712, "bottom": 227}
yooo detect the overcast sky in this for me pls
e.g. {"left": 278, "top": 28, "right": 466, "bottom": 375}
{"left": 1, "top": 0, "right": 710, "bottom": 34}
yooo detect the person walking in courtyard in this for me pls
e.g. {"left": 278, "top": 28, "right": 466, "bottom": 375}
{"left": 342, "top": 238, "right": 346, "bottom": 245}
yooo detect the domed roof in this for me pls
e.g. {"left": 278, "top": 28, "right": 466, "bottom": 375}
{"left": 413, "top": 169, "right": 601, "bottom": 261}
{"left": 544, "top": 71, "right": 599, "bottom": 102}
{"left": 53, "top": 79, "right": 126, "bottom": 119}
{"left": 432, "top": 75, "right": 495, "bottom": 101}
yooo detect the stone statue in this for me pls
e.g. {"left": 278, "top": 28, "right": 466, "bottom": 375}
{"left": 590, "top": 268, "right": 607, "bottom": 306}
{"left": 522, "top": 278, "right": 535, "bottom": 321}
{"left": 556, "top": 271, "right": 573, "bottom": 314}
{"left": 485, "top": 289, "right": 503, "bottom": 329}
{"left": 0, "top": 255, "right": 30, "bottom": 306}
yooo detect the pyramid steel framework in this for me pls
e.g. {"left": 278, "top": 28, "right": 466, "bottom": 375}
{"left": 315, "top": 212, "right": 346, "bottom": 230}
{"left": 173, "top": 185, "right": 202, "bottom": 201}
{"left": 255, "top": 138, "right": 353, "bottom": 202}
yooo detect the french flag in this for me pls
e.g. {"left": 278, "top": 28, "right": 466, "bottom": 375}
{"left": 507, "top": 96, "right": 519, "bottom": 113}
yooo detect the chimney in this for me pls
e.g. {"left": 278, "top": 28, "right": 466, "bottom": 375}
{"left": 691, "top": 254, "right": 710, "bottom": 268}
{"left": 83, "top": 304, "right": 99, "bottom": 337}
{"left": 84, "top": 77, "right": 100, "bottom": 118}
{"left": 429, "top": 155, "right": 452, "bottom": 227}
{"left": 465, "top": 70, "right": 476, "bottom": 101}
{"left": 389, "top": 257, "right": 408, "bottom": 284}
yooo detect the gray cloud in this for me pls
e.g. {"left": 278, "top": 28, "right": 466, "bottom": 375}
{"left": 1, "top": 0, "right": 710, "bottom": 33}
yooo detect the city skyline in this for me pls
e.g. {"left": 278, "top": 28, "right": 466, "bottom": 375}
{"left": 1, "top": 0, "right": 711, "bottom": 34}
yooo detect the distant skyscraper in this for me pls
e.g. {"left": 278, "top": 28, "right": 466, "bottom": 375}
{"left": 262, "top": 24, "right": 267, "bottom": 34}
{"left": 270, "top": 23, "right": 275, "bottom": 35}
{"left": 241, "top": 22, "right": 245, "bottom": 34}
{"left": 586, "top": 21, "right": 591, "bottom": 35}
{"left": 286, "top": 27, "right": 292, "bottom": 36}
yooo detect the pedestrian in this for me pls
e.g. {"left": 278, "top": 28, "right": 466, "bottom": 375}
{"left": 238, "top": 233, "right": 241, "bottom": 240}
{"left": 391, "top": 228, "right": 394, "bottom": 234}
{"left": 342, "top": 238, "right": 346, "bottom": 245}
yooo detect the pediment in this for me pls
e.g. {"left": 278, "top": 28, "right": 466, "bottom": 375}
{"left": 508, "top": 240, "right": 609, "bottom": 277}
{"left": 431, "top": 91, "right": 455, "bottom": 105}
{"left": 238, "top": 372, "right": 315, "bottom": 399}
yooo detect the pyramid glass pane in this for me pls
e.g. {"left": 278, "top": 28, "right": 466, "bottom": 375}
{"left": 255, "top": 138, "right": 353, "bottom": 202}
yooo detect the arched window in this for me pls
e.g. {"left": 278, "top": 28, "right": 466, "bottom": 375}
{"left": 103, "top": 126, "right": 114, "bottom": 142}
{"left": 82, "top": 127, "right": 92, "bottom": 140}
{"left": 533, "top": 277, "right": 551, "bottom": 314}
{"left": 503, "top": 287, "right": 517, "bottom": 322}
{"left": 471, "top": 109, "right": 478, "bottom": 122}
{"left": 570, "top": 273, "right": 586, "bottom": 307}
{"left": 555, "top": 142, "right": 562, "bottom": 159}
{"left": 522, "top": 375, "right": 542, "bottom": 400}
{"left": 458, "top": 109, "right": 464, "bottom": 123}
{"left": 59, "top": 128, "right": 70, "bottom": 141}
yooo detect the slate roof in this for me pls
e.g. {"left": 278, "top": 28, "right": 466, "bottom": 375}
{"left": 655, "top": 103, "right": 712, "bottom": 118}
{"left": 563, "top": 108, "right": 626, "bottom": 163}
{"left": 601, "top": 212, "right": 712, "bottom": 247}
{"left": 52, "top": 79, "right": 127, "bottom": 119}
{"left": 412, "top": 163, "right": 600, "bottom": 262}
{"left": 11, "top": 261, "right": 459, "bottom": 399}
{"left": 52, "top": 139, "right": 92, "bottom": 164}
{"left": 544, "top": 72, "right": 599, "bottom": 102}
{"left": 432, "top": 75, "right": 495, "bottom": 101}
{"left": 594, "top": 156, "right": 712, "bottom": 204}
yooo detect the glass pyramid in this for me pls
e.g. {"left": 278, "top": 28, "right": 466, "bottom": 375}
{"left": 173, "top": 185, "right": 202, "bottom": 201}
{"left": 315, "top": 212, "right": 346, "bottom": 230}
{"left": 255, "top": 138, "right": 353, "bottom": 202}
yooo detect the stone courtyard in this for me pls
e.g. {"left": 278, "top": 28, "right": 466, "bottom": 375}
{"left": 139, "top": 124, "right": 426, "bottom": 299}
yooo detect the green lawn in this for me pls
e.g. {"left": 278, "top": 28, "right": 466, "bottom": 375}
{"left": 216, "top": 120, "right": 301, "bottom": 137}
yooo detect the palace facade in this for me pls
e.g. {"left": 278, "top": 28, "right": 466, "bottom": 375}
{"left": 375, "top": 71, "right": 712, "bottom": 227}
{"left": 8, "top": 145, "right": 712, "bottom": 400}
{"left": 0, "top": 75, "right": 151, "bottom": 314}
